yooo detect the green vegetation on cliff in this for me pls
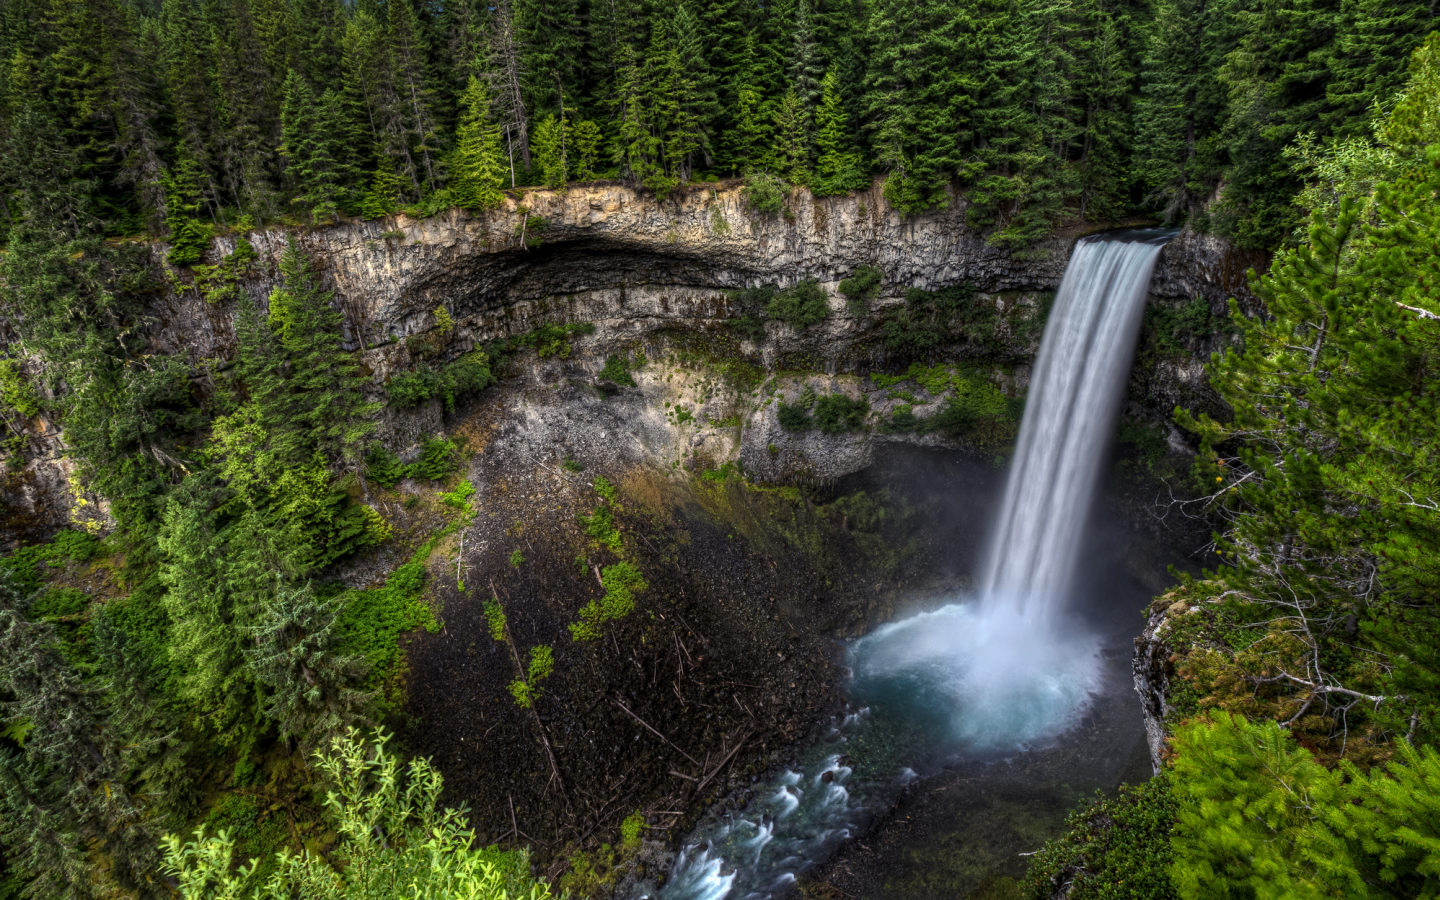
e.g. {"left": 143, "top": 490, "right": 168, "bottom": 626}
{"left": 1026, "top": 35, "right": 1440, "bottom": 900}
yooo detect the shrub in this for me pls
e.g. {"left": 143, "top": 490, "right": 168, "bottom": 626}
{"left": 387, "top": 351, "right": 494, "bottom": 412}
{"left": 838, "top": 265, "right": 883, "bottom": 318}
{"left": 166, "top": 219, "right": 211, "bottom": 266}
{"left": 509, "top": 645, "right": 553, "bottom": 708}
{"left": 579, "top": 504, "right": 621, "bottom": 551}
{"left": 365, "top": 446, "right": 406, "bottom": 488}
{"left": 742, "top": 171, "right": 786, "bottom": 216}
{"left": 1020, "top": 776, "right": 1176, "bottom": 900}
{"left": 439, "top": 479, "right": 476, "bottom": 509}
{"left": 409, "top": 436, "right": 459, "bottom": 481}
{"left": 766, "top": 279, "right": 829, "bottom": 330}
{"left": 777, "top": 401, "right": 812, "bottom": 431}
{"left": 570, "top": 562, "right": 647, "bottom": 641}
{"left": 882, "top": 283, "right": 987, "bottom": 355}
{"left": 813, "top": 394, "right": 869, "bottom": 433}
{"left": 509, "top": 548, "right": 524, "bottom": 568}
{"left": 598, "top": 353, "right": 639, "bottom": 387}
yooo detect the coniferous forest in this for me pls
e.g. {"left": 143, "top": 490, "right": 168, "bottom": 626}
{"left": 2, "top": 0, "right": 1440, "bottom": 896}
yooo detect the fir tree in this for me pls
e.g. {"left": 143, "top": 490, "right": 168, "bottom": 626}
{"left": 246, "top": 580, "right": 372, "bottom": 755}
{"left": 812, "top": 65, "right": 868, "bottom": 195}
{"left": 770, "top": 88, "right": 810, "bottom": 183}
{"left": 0, "top": 575, "right": 158, "bottom": 900}
{"left": 531, "top": 114, "right": 570, "bottom": 189}
{"left": 571, "top": 119, "right": 604, "bottom": 180}
{"left": 280, "top": 70, "right": 343, "bottom": 223}
{"left": 451, "top": 75, "right": 507, "bottom": 210}
{"left": 514, "top": 0, "right": 583, "bottom": 122}
{"left": 787, "top": 0, "right": 824, "bottom": 132}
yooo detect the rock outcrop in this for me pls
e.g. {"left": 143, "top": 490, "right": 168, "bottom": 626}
{"left": 2, "top": 180, "right": 1267, "bottom": 546}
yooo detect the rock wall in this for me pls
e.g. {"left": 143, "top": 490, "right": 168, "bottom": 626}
{"left": 2, "top": 180, "right": 1266, "bottom": 546}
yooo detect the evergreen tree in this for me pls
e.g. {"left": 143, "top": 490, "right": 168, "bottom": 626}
{"left": 722, "top": 34, "right": 771, "bottom": 172}
{"left": 0, "top": 575, "right": 158, "bottom": 900}
{"left": 571, "top": 119, "right": 604, "bottom": 180}
{"left": 92, "top": 607, "right": 195, "bottom": 830}
{"left": 246, "top": 580, "right": 372, "bottom": 755}
{"left": 861, "top": 0, "right": 952, "bottom": 214}
{"left": 280, "top": 70, "right": 344, "bottom": 223}
{"left": 812, "top": 66, "right": 869, "bottom": 195}
{"left": 1130, "top": 0, "right": 1233, "bottom": 224}
{"left": 514, "top": 0, "right": 582, "bottom": 122}
{"left": 770, "top": 88, "right": 810, "bottom": 183}
{"left": 451, "top": 75, "right": 507, "bottom": 210}
{"left": 359, "top": 158, "right": 406, "bottom": 219}
{"left": 384, "top": 0, "right": 446, "bottom": 195}
{"left": 787, "top": 0, "right": 824, "bottom": 132}
{"left": 531, "top": 114, "right": 570, "bottom": 188}
{"left": 1323, "top": 0, "right": 1433, "bottom": 138}
{"left": 157, "top": 479, "right": 254, "bottom": 734}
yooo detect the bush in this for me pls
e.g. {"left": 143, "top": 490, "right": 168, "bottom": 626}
{"left": 767, "top": 279, "right": 830, "bottom": 330}
{"left": 387, "top": 351, "right": 494, "bottom": 412}
{"left": 777, "top": 401, "right": 812, "bottom": 431}
{"left": 1021, "top": 776, "right": 1176, "bottom": 900}
{"left": 166, "top": 219, "right": 211, "bottom": 266}
{"left": 742, "top": 171, "right": 786, "bottom": 216}
{"left": 365, "top": 446, "right": 406, "bottom": 488}
{"left": 882, "top": 283, "right": 987, "bottom": 355}
{"left": 570, "top": 562, "right": 647, "bottom": 642}
{"left": 813, "top": 394, "right": 868, "bottom": 433}
{"left": 598, "top": 353, "right": 641, "bottom": 387}
{"left": 409, "top": 436, "right": 459, "bottom": 481}
{"left": 838, "top": 265, "right": 883, "bottom": 318}
{"left": 504, "top": 322, "right": 595, "bottom": 360}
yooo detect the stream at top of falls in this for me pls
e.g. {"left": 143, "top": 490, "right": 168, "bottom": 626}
{"left": 638, "top": 229, "right": 1178, "bottom": 900}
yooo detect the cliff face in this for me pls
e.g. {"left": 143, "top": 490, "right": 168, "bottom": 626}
{"left": 1, "top": 181, "right": 1266, "bottom": 546}
{"left": 146, "top": 180, "right": 1260, "bottom": 364}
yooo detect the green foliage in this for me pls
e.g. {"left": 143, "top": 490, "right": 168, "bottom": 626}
{"left": 508, "top": 645, "right": 553, "bottom": 709}
{"left": 562, "top": 457, "right": 583, "bottom": 473}
{"left": 1169, "top": 713, "right": 1440, "bottom": 899}
{"left": 334, "top": 530, "right": 444, "bottom": 689}
{"left": 440, "top": 480, "right": 475, "bottom": 510}
{"left": 166, "top": 219, "right": 211, "bottom": 267}
{"left": 451, "top": 77, "right": 507, "bottom": 212}
{"left": 191, "top": 238, "right": 259, "bottom": 305}
{"left": 162, "top": 730, "right": 555, "bottom": 900}
{"left": 580, "top": 504, "right": 622, "bottom": 552}
{"left": 365, "top": 446, "right": 406, "bottom": 489}
{"left": 838, "top": 266, "right": 883, "bottom": 318}
{"left": 1146, "top": 298, "right": 1217, "bottom": 355}
{"left": 766, "top": 279, "right": 830, "bottom": 330}
{"left": 408, "top": 437, "right": 460, "bottom": 482}
{"left": 482, "top": 598, "right": 507, "bottom": 643}
{"left": 620, "top": 810, "right": 645, "bottom": 847}
{"left": 501, "top": 322, "right": 595, "bottom": 361}
{"left": 813, "top": 394, "right": 869, "bottom": 434}
{"left": 0, "top": 360, "right": 41, "bottom": 419}
{"left": 1022, "top": 776, "right": 1176, "bottom": 900}
{"left": 598, "top": 353, "right": 640, "bottom": 387}
{"left": 883, "top": 283, "right": 988, "bottom": 356}
{"left": 592, "top": 476, "right": 618, "bottom": 504}
{"left": 742, "top": 171, "right": 786, "bottom": 216}
{"left": 570, "top": 562, "right": 647, "bottom": 642}
{"left": 508, "top": 548, "right": 524, "bottom": 569}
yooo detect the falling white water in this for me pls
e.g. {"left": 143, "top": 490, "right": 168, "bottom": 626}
{"left": 647, "top": 230, "right": 1175, "bottom": 900}
{"left": 980, "top": 231, "right": 1174, "bottom": 617}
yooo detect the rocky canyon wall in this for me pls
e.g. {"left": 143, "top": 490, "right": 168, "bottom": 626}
{"left": 1, "top": 180, "right": 1267, "bottom": 545}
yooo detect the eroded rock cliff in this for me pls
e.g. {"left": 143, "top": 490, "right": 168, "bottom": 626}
{"left": 1, "top": 180, "right": 1266, "bottom": 545}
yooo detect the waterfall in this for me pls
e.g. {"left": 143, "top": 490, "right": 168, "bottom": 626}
{"left": 979, "top": 230, "right": 1174, "bottom": 614}
{"left": 647, "top": 230, "right": 1175, "bottom": 900}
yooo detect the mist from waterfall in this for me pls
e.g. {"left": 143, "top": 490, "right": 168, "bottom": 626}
{"left": 648, "top": 229, "right": 1176, "bottom": 900}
